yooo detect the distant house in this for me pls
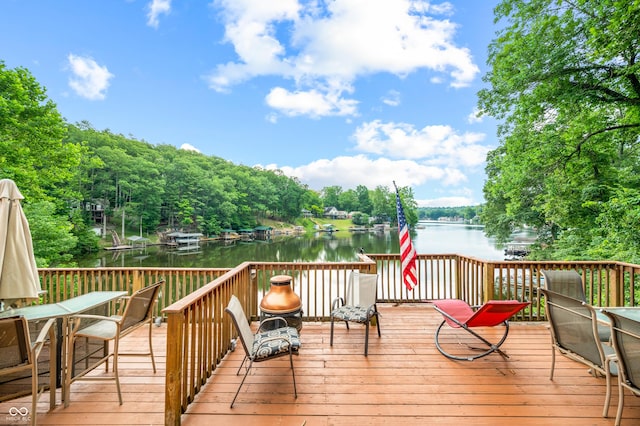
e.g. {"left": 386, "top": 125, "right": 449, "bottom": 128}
{"left": 323, "top": 207, "right": 348, "bottom": 219}
{"left": 372, "top": 223, "right": 391, "bottom": 233}
{"left": 301, "top": 208, "right": 313, "bottom": 218}
{"left": 253, "top": 225, "right": 273, "bottom": 240}
{"left": 220, "top": 229, "right": 239, "bottom": 241}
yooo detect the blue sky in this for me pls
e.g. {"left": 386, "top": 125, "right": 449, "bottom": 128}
{"left": 1, "top": 0, "right": 501, "bottom": 207}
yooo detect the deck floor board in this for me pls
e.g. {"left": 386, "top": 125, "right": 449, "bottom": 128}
{"left": 2, "top": 303, "right": 638, "bottom": 425}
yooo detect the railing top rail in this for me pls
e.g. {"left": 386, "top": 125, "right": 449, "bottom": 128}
{"left": 160, "top": 257, "right": 376, "bottom": 314}
{"left": 40, "top": 266, "right": 230, "bottom": 271}
{"left": 480, "top": 260, "right": 621, "bottom": 266}
{"left": 162, "top": 262, "right": 249, "bottom": 314}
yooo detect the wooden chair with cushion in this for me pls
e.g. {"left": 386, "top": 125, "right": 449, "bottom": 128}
{"left": 65, "top": 280, "right": 164, "bottom": 406}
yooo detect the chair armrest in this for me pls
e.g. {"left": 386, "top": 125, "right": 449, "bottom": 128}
{"left": 254, "top": 334, "right": 293, "bottom": 352}
{"left": 365, "top": 304, "right": 379, "bottom": 317}
{"left": 33, "top": 318, "right": 56, "bottom": 346}
{"left": 70, "top": 313, "right": 120, "bottom": 323}
{"left": 68, "top": 313, "right": 121, "bottom": 335}
{"left": 31, "top": 318, "right": 56, "bottom": 360}
{"left": 115, "top": 295, "right": 131, "bottom": 315}
{"left": 331, "top": 297, "right": 345, "bottom": 311}
{"left": 258, "top": 316, "right": 288, "bottom": 331}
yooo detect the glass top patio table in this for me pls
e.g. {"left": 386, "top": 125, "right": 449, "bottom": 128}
{"left": 0, "top": 291, "right": 127, "bottom": 406}
{"left": 0, "top": 291, "right": 127, "bottom": 320}
{"left": 596, "top": 307, "right": 640, "bottom": 324}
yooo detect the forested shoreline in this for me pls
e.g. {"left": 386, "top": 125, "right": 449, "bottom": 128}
{"left": 1, "top": 61, "right": 417, "bottom": 267}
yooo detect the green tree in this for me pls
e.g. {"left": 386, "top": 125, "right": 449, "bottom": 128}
{"left": 355, "top": 185, "right": 373, "bottom": 215}
{"left": 395, "top": 185, "right": 418, "bottom": 227}
{"left": 25, "top": 201, "right": 77, "bottom": 266}
{"left": 0, "top": 62, "right": 86, "bottom": 265}
{"left": 338, "top": 189, "right": 358, "bottom": 213}
{"left": 370, "top": 186, "right": 394, "bottom": 223}
{"left": 300, "top": 188, "right": 323, "bottom": 217}
{"left": 0, "top": 62, "right": 82, "bottom": 200}
{"left": 321, "top": 186, "right": 342, "bottom": 209}
{"left": 478, "top": 0, "right": 640, "bottom": 258}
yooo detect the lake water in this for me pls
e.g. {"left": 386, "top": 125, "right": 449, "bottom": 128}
{"left": 75, "top": 222, "right": 509, "bottom": 268}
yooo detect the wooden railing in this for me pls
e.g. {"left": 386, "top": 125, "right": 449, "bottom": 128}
{"left": 37, "top": 267, "right": 230, "bottom": 318}
{"left": 35, "top": 256, "right": 640, "bottom": 425}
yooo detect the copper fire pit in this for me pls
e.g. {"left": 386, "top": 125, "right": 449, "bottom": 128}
{"left": 260, "top": 275, "right": 302, "bottom": 331}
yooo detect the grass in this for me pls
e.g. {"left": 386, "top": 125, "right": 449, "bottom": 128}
{"left": 309, "top": 218, "right": 357, "bottom": 232}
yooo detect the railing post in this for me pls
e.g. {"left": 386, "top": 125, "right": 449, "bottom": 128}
{"left": 357, "top": 253, "right": 377, "bottom": 274}
{"left": 483, "top": 262, "right": 495, "bottom": 303}
{"left": 609, "top": 265, "right": 621, "bottom": 307}
{"left": 164, "top": 311, "right": 184, "bottom": 426}
{"left": 250, "top": 269, "right": 258, "bottom": 319}
{"left": 132, "top": 270, "right": 143, "bottom": 294}
{"left": 455, "top": 256, "right": 462, "bottom": 299}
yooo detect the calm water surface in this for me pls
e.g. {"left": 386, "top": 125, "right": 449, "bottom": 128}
{"left": 75, "top": 222, "right": 509, "bottom": 268}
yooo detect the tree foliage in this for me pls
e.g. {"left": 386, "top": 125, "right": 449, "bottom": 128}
{"left": 0, "top": 62, "right": 83, "bottom": 266}
{"left": 478, "top": 0, "right": 640, "bottom": 261}
{"left": 1, "top": 61, "right": 420, "bottom": 266}
{"left": 0, "top": 61, "right": 82, "bottom": 201}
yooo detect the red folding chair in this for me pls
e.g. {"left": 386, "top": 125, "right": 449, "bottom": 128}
{"left": 431, "top": 299, "right": 530, "bottom": 361}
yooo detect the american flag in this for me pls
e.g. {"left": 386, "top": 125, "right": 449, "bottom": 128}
{"left": 395, "top": 185, "right": 418, "bottom": 290}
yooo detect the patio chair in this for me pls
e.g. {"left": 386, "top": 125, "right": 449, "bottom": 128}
{"left": 65, "top": 280, "right": 164, "bottom": 406}
{"left": 330, "top": 272, "right": 380, "bottom": 356}
{"left": 541, "top": 269, "right": 586, "bottom": 301}
{"left": 225, "top": 295, "right": 301, "bottom": 408}
{"left": 0, "top": 316, "right": 56, "bottom": 426}
{"left": 431, "top": 299, "right": 530, "bottom": 361}
{"left": 539, "top": 288, "right": 616, "bottom": 417}
{"left": 601, "top": 310, "right": 640, "bottom": 425}
{"left": 540, "top": 269, "right": 610, "bottom": 341}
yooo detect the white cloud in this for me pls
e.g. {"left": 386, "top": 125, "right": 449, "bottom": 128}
{"left": 180, "top": 143, "right": 200, "bottom": 153}
{"left": 147, "top": 0, "right": 171, "bottom": 28}
{"left": 67, "top": 54, "right": 114, "bottom": 100}
{"left": 265, "top": 87, "right": 358, "bottom": 117}
{"left": 352, "top": 120, "right": 488, "bottom": 166}
{"left": 381, "top": 90, "right": 401, "bottom": 107}
{"left": 207, "top": 0, "right": 479, "bottom": 117}
{"left": 467, "top": 107, "right": 483, "bottom": 124}
{"left": 417, "top": 196, "right": 475, "bottom": 208}
{"left": 263, "top": 154, "right": 466, "bottom": 194}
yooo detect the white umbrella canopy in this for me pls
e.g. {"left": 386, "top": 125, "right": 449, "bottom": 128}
{"left": 0, "top": 179, "right": 41, "bottom": 306}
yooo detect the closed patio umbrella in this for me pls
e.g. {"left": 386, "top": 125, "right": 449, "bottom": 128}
{"left": 0, "top": 179, "right": 41, "bottom": 307}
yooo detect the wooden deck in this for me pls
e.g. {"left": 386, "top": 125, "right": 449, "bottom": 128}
{"left": 3, "top": 303, "right": 640, "bottom": 425}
